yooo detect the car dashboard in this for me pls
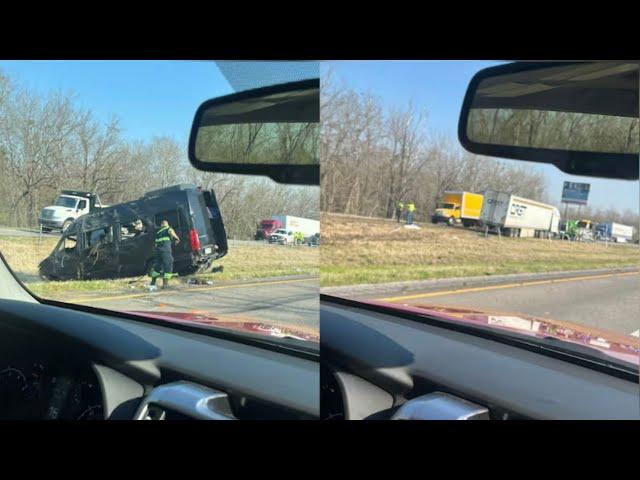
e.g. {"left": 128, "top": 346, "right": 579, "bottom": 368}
{"left": 320, "top": 298, "right": 640, "bottom": 420}
{"left": 0, "top": 353, "right": 104, "bottom": 420}
{"left": 0, "top": 298, "right": 319, "bottom": 420}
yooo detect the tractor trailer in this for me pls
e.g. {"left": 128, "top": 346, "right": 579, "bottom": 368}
{"left": 267, "top": 216, "right": 320, "bottom": 245}
{"left": 479, "top": 190, "right": 560, "bottom": 238}
{"left": 595, "top": 222, "right": 634, "bottom": 243}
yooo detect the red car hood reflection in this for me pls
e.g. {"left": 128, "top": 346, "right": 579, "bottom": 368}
{"left": 357, "top": 300, "right": 640, "bottom": 366}
{"left": 123, "top": 310, "right": 319, "bottom": 343}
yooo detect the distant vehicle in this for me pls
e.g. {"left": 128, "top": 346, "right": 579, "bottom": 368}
{"left": 38, "top": 184, "right": 228, "bottom": 281}
{"left": 257, "top": 215, "right": 319, "bottom": 241}
{"left": 39, "top": 190, "right": 107, "bottom": 232}
{"left": 595, "top": 222, "right": 634, "bottom": 243}
{"left": 269, "top": 228, "right": 295, "bottom": 245}
{"left": 480, "top": 190, "right": 560, "bottom": 238}
{"left": 562, "top": 219, "right": 595, "bottom": 241}
{"left": 255, "top": 217, "right": 283, "bottom": 240}
{"left": 267, "top": 216, "right": 319, "bottom": 244}
{"left": 308, "top": 232, "right": 320, "bottom": 246}
{"left": 431, "top": 191, "right": 484, "bottom": 227}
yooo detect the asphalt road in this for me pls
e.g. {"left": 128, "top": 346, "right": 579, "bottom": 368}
{"left": 62, "top": 276, "right": 319, "bottom": 331}
{"left": 331, "top": 271, "right": 640, "bottom": 337}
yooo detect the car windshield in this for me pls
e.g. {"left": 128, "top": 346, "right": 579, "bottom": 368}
{"left": 320, "top": 60, "right": 639, "bottom": 369}
{"left": 0, "top": 60, "right": 319, "bottom": 347}
{"left": 54, "top": 196, "right": 78, "bottom": 208}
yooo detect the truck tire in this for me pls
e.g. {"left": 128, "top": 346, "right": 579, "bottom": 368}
{"left": 62, "top": 219, "right": 74, "bottom": 232}
{"left": 462, "top": 219, "right": 475, "bottom": 228}
{"left": 447, "top": 217, "right": 455, "bottom": 226}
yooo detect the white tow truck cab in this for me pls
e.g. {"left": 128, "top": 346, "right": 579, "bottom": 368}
{"left": 39, "top": 190, "right": 106, "bottom": 232}
{"left": 268, "top": 228, "right": 294, "bottom": 245}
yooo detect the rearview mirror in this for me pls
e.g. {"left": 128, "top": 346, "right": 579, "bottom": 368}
{"left": 458, "top": 62, "right": 639, "bottom": 180}
{"left": 188, "top": 79, "right": 319, "bottom": 185}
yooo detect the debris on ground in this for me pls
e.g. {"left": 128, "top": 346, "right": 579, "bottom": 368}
{"left": 186, "top": 278, "right": 214, "bottom": 285}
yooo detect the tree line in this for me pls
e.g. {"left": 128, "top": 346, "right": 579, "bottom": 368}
{"left": 0, "top": 71, "right": 318, "bottom": 240}
{"left": 320, "top": 70, "right": 549, "bottom": 222}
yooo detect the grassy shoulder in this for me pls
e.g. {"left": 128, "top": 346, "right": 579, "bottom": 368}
{"left": 320, "top": 213, "right": 640, "bottom": 287}
{"left": 0, "top": 235, "right": 318, "bottom": 299}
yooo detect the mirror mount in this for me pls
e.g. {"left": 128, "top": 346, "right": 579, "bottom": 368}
{"left": 458, "top": 62, "right": 639, "bottom": 180}
{"left": 188, "top": 79, "right": 319, "bottom": 185}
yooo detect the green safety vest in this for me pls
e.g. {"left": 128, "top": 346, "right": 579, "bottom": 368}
{"left": 407, "top": 203, "right": 416, "bottom": 212}
{"left": 397, "top": 203, "right": 403, "bottom": 209}
{"left": 155, "top": 226, "right": 171, "bottom": 245}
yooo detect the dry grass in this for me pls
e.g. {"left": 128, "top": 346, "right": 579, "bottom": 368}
{"left": 320, "top": 213, "right": 640, "bottom": 286}
{"left": 0, "top": 235, "right": 318, "bottom": 299}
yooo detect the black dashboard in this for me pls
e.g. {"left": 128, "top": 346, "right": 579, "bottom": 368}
{"left": 0, "top": 298, "right": 319, "bottom": 420}
{"left": 320, "top": 298, "right": 640, "bottom": 420}
{"left": 0, "top": 353, "right": 104, "bottom": 420}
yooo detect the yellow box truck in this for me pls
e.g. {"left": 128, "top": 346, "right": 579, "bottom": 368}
{"left": 431, "top": 191, "right": 484, "bottom": 227}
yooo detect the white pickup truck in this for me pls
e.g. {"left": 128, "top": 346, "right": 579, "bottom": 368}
{"left": 39, "top": 190, "right": 106, "bottom": 232}
{"left": 268, "top": 228, "right": 295, "bottom": 245}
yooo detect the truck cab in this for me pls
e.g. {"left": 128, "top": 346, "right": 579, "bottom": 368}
{"left": 255, "top": 218, "right": 283, "bottom": 240}
{"left": 269, "top": 228, "right": 294, "bottom": 245}
{"left": 433, "top": 201, "right": 460, "bottom": 225}
{"left": 39, "top": 190, "right": 105, "bottom": 232}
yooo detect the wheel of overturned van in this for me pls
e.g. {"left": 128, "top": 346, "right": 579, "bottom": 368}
{"left": 62, "top": 219, "right": 74, "bottom": 232}
{"left": 447, "top": 217, "right": 455, "bottom": 226}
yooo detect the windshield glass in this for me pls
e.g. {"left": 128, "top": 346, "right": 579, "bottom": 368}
{"left": 320, "top": 60, "right": 639, "bottom": 369}
{"left": 54, "top": 196, "right": 78, "bottom": 208}
{"left": 0, "top": 60, "right": 319, "bottom": 346}
{"left": 437, "top": 203, "right": 455, "bottom": 209}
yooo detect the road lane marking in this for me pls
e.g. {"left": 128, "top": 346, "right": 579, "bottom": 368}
{"left": 377, "top": 271, "right": 639, "bottom": 303}
{"left": 631, "top": 330, "right": 640, "bottom": 338}
{"left": 64, "top": 277, "right": 318, "bottom": 304}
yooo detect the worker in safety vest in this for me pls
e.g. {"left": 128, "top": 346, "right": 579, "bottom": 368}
{"left": 406, "top": 202, "right": 416, "bottom": 225}
{"left": 395, "top": 202, "right": 404, "bottom": 222}
{"left": 149, "top": 220, "right": 180, "bottom": 290}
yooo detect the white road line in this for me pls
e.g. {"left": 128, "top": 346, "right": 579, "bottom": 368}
{"left": 630, "top": 330, "right": 640, "bottom": 338}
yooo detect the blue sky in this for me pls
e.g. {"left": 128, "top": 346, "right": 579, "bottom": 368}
{"left": 324, "top": 60, "right": 639, "bottom": 213}
{"left": 0, "top": 60, "right": 235, "bottom": 144}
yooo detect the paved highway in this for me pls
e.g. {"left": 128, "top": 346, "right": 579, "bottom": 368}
{"left": 325, "top": 271, "right": 640, "bottom": 337}
{"left": 59, "top": 275, "right": 319, "bottom": 332}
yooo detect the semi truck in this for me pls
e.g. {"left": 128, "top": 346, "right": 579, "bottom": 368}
{"left": 267, "top": 215, "right": 320, "bottom": 245}
{"left": 255, "top": 217, "right": 283, "bottom": 240}
{"left": 595, "top": 222, "right": 634, "bottom": 243}
{"left": 39, "top": 190, "right": 107, "bottom": 232}
{"left": 479, "top": 190, "right": 560, "bottom": 238}
{"left": 431, "top": 191, "right": 484, "bottom": 227}
{"left": 561, "top": 219, "right": 595, "bottom": 241}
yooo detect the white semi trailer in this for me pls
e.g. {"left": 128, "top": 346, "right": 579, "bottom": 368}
{"left": 595, "top": 222, "right": 634, "bottom": 243}
{"left": 480, "top": 190, "right": 560, "bottom": 238}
